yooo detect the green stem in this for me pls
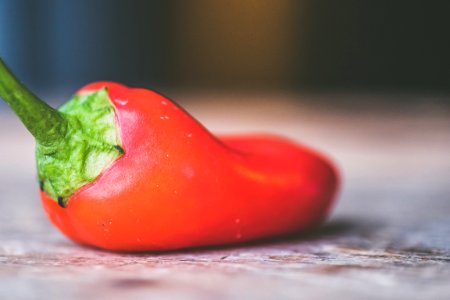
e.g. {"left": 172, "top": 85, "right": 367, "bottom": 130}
{"left": 0, "top": 58, "right": 67, "bottom": 146}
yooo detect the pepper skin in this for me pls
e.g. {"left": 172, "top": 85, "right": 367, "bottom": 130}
{"left": 0, "top": 58, "right": 339, "bottom": 252}
{"left": 40, "top": 82, "right": 339, "bottom": 251}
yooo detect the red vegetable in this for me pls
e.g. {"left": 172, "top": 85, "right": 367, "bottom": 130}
{"left": 0, "top": 58, "right": 339, "bottom": 251}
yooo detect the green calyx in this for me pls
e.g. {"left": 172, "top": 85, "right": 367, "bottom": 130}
{"left": 0, "top": 58, "right": 123, "bottom": 208}
{"left": 37, "top": 89, "right": 124, "bottom": 207}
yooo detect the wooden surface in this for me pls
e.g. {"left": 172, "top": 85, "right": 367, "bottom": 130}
{"left": 1, "top": 93, "right": 449, "bottom": 300}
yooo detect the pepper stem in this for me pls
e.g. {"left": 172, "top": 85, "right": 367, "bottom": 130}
{"left": 0, "top": 58, "right": 67, "bottom": 146}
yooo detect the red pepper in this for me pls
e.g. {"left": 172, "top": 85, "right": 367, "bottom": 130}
{"left": 0, "top": 59, "right": 339, "bottom": 251}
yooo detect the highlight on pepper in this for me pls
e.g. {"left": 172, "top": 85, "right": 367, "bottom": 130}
{"left": 0, "top": 57, "right": 339, "bottom": 251}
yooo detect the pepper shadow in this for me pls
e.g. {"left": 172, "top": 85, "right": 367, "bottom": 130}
{"left": 128, "top": 217, "right": 384, "bottom": 255}
{"left": 204, "top": 217, "right": 383, "bottom": 251}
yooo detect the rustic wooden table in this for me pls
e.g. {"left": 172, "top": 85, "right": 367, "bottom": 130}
{"left": 1, "top": 93, "right": 449, "bottom": 300}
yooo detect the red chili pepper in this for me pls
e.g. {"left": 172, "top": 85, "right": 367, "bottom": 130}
{"left": 0, "top": 58, "right": 339, "bottom": 251}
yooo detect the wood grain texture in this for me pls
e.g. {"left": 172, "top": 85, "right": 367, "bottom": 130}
{"left": 1, "top": 93, "right": 449, "bottom": 300}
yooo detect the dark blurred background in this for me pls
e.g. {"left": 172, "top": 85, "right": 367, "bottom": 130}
{"left": 0, "top": 0, "right": 449, "bottom": 100}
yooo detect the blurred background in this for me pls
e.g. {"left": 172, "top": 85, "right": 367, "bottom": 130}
{"left": 0, "top": 0, "right": 449, "bottom": 98}
{"left": 1, "top": 0, "right": 449, "bottom": 215}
